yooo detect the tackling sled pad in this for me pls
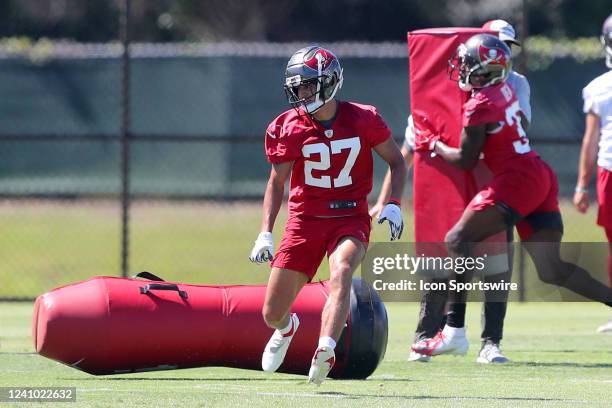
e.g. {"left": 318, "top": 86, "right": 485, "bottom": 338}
{"left": 33, "top": 274, "right": 387, "bottom": 379}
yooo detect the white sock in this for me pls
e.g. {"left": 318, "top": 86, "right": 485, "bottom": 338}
{"left": 442, "top": 324, "right": 465, "bottom": 338}
{"left": 279, "top": 315, "right": 294, "bottom": 335}
{"left": 318, "top": 336, "right": 336, "bottom": 350}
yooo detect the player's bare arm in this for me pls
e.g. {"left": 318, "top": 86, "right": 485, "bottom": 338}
{"left": 371, "top": 143, "right": 412, "bottom": 218}
{"left": 574, "top": 112, "right": 601, "bottom": 213}
{"left": 373, "top": 138, "right": 409, "bottom": 202}
{"left": 433, "top": 123, "right": 488, "bottom": 170}
{"left": 373, "top": 137, "right": 408, "bottom": 240}
{"left": 260, "top": 161, "right": 293, "bottom": 232}
{"left": 249, "top": 161, "right": 293, "bottom": 263}
{"left": 401, "top": 144, "right": 414, "bottom": 168}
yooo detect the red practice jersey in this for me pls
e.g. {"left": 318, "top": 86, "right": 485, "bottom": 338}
{"left": 265, "top": 101, "right": 391, "bottom": 217}
{"left": 462, "top": 82, "right": 538, "bottom": 174}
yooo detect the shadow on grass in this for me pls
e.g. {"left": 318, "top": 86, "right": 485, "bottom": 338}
{"left": 514, "top": 350, "right": 612, "bottom": 354}
{"left": 62, "top": 384, "right": 580, "bottom": 403}
{"left": 73, "top": 377, "right": 416, "bottom": 383}
{"left": 61, "top": 378, "right": 584, "bottom": 403}
{"left": 273, "top": 391, "right": 578, "bottom": 403}
{"left": 512, "top": 361, "right": 612, "bottom": 369}
{"left": 67, "top": 377, "right": 304, "bottom": 382}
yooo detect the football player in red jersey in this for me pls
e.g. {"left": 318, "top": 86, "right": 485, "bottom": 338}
{"left": 249, "top": 46, "right": 407, "bottom": 384}
{"left": 412, "top": 34, "right": 612, "bottom": 356}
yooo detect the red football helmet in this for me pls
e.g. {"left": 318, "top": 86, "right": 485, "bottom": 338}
{"left": 284, "top": 46, "right": 343, "bottom": 114}
{"left": 448, "top": 34, "right": 512, "bottom": 92}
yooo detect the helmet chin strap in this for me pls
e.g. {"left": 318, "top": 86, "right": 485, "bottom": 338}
{"left": 458, "top": 68, "right": 475, "bottom": 91}
{"left": 460, "top": 62, "right": 507, "bottom": 91}
{"left": 304, "top": 68, "right": 344, "bottom": 114}
{"left": 305, "top": 99, "right": 324, "bottom": 114}
{"left": 458, "top": 79, "right": 473, "bottom": 92}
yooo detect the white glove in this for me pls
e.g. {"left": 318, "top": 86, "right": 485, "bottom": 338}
{"left": 378, "top": 203, "right": 403, "bottom": 241}
{"left": 249, "top": 232, "right": 274, "bottom": 264}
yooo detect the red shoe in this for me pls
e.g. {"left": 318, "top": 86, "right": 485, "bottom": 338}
{"left": 411, "top": 329, "right": 469, "bottom": 356}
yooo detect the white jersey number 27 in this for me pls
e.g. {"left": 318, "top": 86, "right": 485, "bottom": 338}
{"left": 302, "top": 137, "right": 361, "bottom": 188}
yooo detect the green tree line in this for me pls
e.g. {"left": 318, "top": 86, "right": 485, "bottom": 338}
{"left": 0, "top": 0, "right": 609, "bottom": 43}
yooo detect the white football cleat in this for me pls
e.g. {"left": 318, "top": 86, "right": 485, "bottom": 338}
{"left": 261, "top": 313, "right": 299, "bottom": 372}
{"left": 308, "top": 346, "right": 335, "bottom": 386}
{"left": 596, "top": 319, "right": 612, "bottom": 333}
{"left": 408, "top": 350, "right": 432, "bottom": 362}
{"left": 476, "top": 342, "right": 509, "bottom": 364}
{"left": 411, "top": 329, "right": 469, "bottom": 356}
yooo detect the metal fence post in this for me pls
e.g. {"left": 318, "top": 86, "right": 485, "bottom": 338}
{"left": 518, "top": 0, "right": 529, "bottom": 302}
{"left": 119, "top": 0, "right": 131, "bottom": 278}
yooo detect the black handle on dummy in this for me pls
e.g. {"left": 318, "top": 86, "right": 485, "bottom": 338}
{"left": 139, "top": 283, "right": 188, "bottom": 299}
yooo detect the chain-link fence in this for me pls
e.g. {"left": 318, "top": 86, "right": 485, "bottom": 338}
{"left": 1, "top": 7, "right": 608, "bottom": 299}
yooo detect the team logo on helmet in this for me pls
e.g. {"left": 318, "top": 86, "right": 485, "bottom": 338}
{"left": 448, "top": 34, "right": 511, "bottom": 91}
{"left": 304, "top": 49, "right": 335, "bottom": 71}
{"left": 284, "top": 46, "right": 343, "bottom": 114}
{"left": 479, "top": 44, "right": 507, "bottom": 66}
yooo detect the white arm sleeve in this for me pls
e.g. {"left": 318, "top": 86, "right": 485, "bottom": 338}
{"left": 582, "top": 86, "right": 599, "bottom": 115}
{"left": 405, "top": 115, "right": 415, "bottom": 152}
{"left": 515, "top": 76, "right": 532, "bottom": 124}
{"left": 507, "top": 71, "right": 532, "bottom": 124}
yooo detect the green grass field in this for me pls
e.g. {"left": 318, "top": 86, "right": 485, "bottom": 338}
{"left": 0, "top": 200, "right": 611, "bottom": 407}
{"left": 1, "top": 302, "right": 611, "bottom": 407}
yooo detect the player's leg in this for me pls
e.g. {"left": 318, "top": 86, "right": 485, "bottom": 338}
{"left": 414, "top": 281, "right": 448, "bottom": 341}
{"left": 595, "top": 167, "right": 612, "bottom": 332}
{"left": 606, "top": 227, "right": 612, "bottom": 286}
{"left": 308, "top": 235, "right": 366, "bottom": 385}
{"left": 516, "top": 161, "right": 612, "bottom": 328}
{"left": 412, "top": 205, "right": 509, "bottom": 356}
{"left": 320, "top": 236, "right": 366, "bottom": 340}
{"left": 479, "top": 270, "right": 511, "bottom": 363}
{"left": 596, "top": 167, "right": 612, "bottom": 286}
{"left": 261, "top": 267, "right": 308, "bottom": 372}
{"left": 598, "top": 227, "right": 612, "bottom": 332}
{"left": 522, "top": 227, "right": 612, "bottom": 305}
{"left": 445, "top": 206, "right": 509, "bottom": 326}
{"left": 261, "top": 217, "right": 326, "bottom": 373}
{"left": 262, "top": 267, "right": 309, "bottom": 329}
{"left": 479, "top": 228, "right": 513, "bottom": 363}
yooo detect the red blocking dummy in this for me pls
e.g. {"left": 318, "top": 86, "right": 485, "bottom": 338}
{"left": 33, "top": 275, "right": 387, "bottom": 378}
{"left": 408, "top": 28, "right": 507, "bottom": 268}
{"left": 409, "top": 28, "right": 484, "bottom": 245}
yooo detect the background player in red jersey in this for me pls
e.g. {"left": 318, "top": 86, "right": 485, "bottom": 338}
{"left": 249, "top": 46, "right": 407, "bottom": 384}
{"left": 374, "top": 22, "right": 529, "bottom": 364}
{"left": 412, "top": 34, "right": 612, "bottom": 356}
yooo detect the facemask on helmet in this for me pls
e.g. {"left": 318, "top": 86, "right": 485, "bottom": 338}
{"left": 284, "top": 46, "right": 343, "bottom": 114}
{"left": 448, "top": 34, "right": 512, "bottom": 92}
{"left": 602, "top": 14, "right": 612, "bottom": 69}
